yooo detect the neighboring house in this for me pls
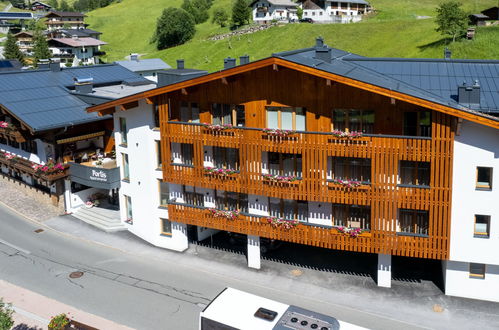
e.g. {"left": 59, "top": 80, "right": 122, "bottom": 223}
{"left": 481, "top": 6, "right": 498, "bottom": 21}
{"left": 0, "top": 60, "right": 22, "bottom": 72}
{"left": 0, "top": 62, "right": 155, "bottom": 223}
{"left": 14, "top": 31, "right": 34, "bottom": 55}
{"left": 44, "top": 11, "right": 87, "bottom": 31}
{"left": 31, "top": 1, "right": 52, "bottom": 11}
{"left": 469, "top": 13, "right": 489, "bottom": 26}
{"left": 87, "top": 38, "right": 499, "bottom": 303}
{"left": 250, "top": 0, "right": 299, "bottom": 24}
{"left": 48, "top": 36, "right": 107, "bottom": 66}
{"left": 115, "top": 54, "right": 171, "bottom": 83}
{"left": 48, "top": 28, "right": 103, "bottom": 40}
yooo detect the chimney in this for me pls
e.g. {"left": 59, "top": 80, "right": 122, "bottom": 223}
{"left": 38, "top": 59, "right": 50, "bottom": 70}
{"left": 239, "top": 55, "right": 250, "bottom": 65}
{"left": 177, "top": 59, "right": 184, "bottom": 69}
{"left": 314, "top": 37, "right": 332, "bottom": 63}
{"left": 458, "top": 80, "right": 480, "bottom": 105}
{"left": 49, "top": 58, "right": 61, "bottom": 72}
{"left": 224, "top": 57, "right": 236, "bottom": 69}
{"left": 444, "top": 47, "right": 451, "bottom": 59}
{"left": 130, "top": 53, "right": 139, "bottom": 61}
{"left": 74, "top": 77, "right": 94, "bottom": 94}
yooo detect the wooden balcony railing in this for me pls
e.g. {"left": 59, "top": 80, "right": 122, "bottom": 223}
{"left": 0, "top": 155, "right": 69, "bottom": 182}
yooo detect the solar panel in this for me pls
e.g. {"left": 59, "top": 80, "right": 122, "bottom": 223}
{"left": 0, "top": 12, "right": 33, "bottom": 19}
{"left": 0, "top": 61, "right": 14, "bottom": 68}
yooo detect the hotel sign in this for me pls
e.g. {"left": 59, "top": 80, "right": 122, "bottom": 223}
{"left": 69, "top": 163, "right": 121, "bottom": 189}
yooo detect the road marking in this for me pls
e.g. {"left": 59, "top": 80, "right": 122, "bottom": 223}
{"left": 0, "top": 238, "right": 31, "bottom": 255}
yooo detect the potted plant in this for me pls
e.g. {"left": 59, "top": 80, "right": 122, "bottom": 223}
{"left": 262, "top": 128, "right": 296, "bottom": 137}
{"left": 48, "top": 313, "right": 71, "bottom": 330}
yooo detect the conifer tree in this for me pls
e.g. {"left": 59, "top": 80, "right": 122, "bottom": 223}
{"left": 32, "top": 30, "right": 52, "bottom": 66}
{"left": 2, "top": 33, "right": 25, "bottom": 65}
{"left": 232, "top": 0, "right": 250, "bottom": 27}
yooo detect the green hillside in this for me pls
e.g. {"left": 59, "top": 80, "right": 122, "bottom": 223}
{"left": 86, "top": 0, "right": 499, "bottom": 72}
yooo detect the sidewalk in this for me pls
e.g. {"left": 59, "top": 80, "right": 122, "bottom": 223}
{"left": 0, "top": 280, "right": 133, "bottom": 330}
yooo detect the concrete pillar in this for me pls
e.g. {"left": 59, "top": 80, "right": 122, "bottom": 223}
{"left": 171, "top": 222, "right": 189, "bottom": 252}
{"left": 377, "top": 254, "right": 391, "bottom": 288}
{"left": 63, "top": 179, "right": 72, "bottom": 213}
{"left": 247, "top": 235, "right": 261, "bottom": 269}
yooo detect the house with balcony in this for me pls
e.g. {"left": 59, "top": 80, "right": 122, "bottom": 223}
{"left": 48, "top": 36, "right": 107, "bottom": 66}
{"left": 87, "top": 39, "right": 499, "bottom": 303}
{"left": 250, "top": 0, "right": 299, "bottom": 24}
{"left": 44, "top": 11, "right": 87, "bottom": 31}
{"left": 14, "top": 31, "right": 35, "bottom": 55}
{"left": 0, "top": 61, "right": 156, "bottom": 227}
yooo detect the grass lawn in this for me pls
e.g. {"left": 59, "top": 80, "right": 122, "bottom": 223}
{"left": 86, "top": 0, "right": 499, "bottom": 71}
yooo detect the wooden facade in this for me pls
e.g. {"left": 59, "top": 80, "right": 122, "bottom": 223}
{"left": 151, "top": 65, "right": 456, "bottom": 260}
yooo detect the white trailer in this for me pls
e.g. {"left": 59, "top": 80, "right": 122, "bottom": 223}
{"left": 200, "top": 287, "right": 367, "bottom": 330}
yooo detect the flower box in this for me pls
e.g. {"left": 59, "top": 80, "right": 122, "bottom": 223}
{"left": 0, "top": 121, "right": 26, "bottom": 142}
{"left": 266, "top": 216, "right": 299, "bottom": 229}
{"left": 262, "top": 173, "right": 300, "bottom": 184}
{"left": 208, "top": 208, "right": 240, "bottom": 220}
{"left": 331, "top": 130, "right": 363, "bottom": 139}
{"left": 335, "top": 226, "right": 368, "bottom": 238}
{"left": 327, "top": 179, "right": 369, "bottom": 189}
{"left": 204, "top": 167, "right": 238, "bottom": 177}
{"left": 202, "top": 123, "right": 234, "bottom": 131}
{"left": 262, "top": 128, "right": 296, "bottom": 138}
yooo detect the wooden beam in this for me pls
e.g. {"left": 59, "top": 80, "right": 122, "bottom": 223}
{"left": 221, "top": 78, "right": 228, "bottom": 85}
{"left": 181, "top": 88, "right": 188, "bottom": 95}
{"left": 390, "top": 98, "right": 396, "bottom": 105}
{"left": 273, "top": 64, "right": 279, "bottom": 71}
{"left": 119, "top": 101, "right": 139, "bottom": 112}
{"left": 145, "top": 97, "right": 155, "bottom": 104}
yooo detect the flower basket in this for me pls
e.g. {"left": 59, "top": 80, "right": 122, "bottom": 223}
{"left": 335, "top": 226, "right": 366, "bottom": 238}
{"left": 331, "top": 130, "right": 363, "bottom": 139}
{"left": 266, "top": 216, "right": 299, "bottom": 229}
{"left": 208, "top": 208, "right": 239, "bottom": 220}
{"left": 31, "top": 160, "right": 65, "bottom": 175}
{"left": 204, "top": 167, "right": 238, "bottom": 177}
{"left": 262, "top": 173, "right": 299, "bottom": 183}
{"left": 262, "top": 128, "right": 296, "bottom": 137}
{"left": 48, "top": 313, "right": 71, "bottom": 330}
{"left": 202, "top": 123, "right": 233, "bottom": 131}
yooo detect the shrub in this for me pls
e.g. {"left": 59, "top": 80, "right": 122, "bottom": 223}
{"left": 181, "top": 0, "right": 211, "bottom": 24}
{"left": 0, "top": 299, "right": 14, "bottom": 330}
{"left": 153, "top": 7, "right": 196, "bottom": 50}
{"left": 212, "top": 8, "right": 229, "bottom": 27}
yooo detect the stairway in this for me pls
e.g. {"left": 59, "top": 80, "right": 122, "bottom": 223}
{"left": 72, "top": 205, "right": 126, "bottom": 233}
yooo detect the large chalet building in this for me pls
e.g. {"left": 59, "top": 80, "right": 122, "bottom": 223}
{"left": 87, "top": 38, "right": 499, "bottom": 302}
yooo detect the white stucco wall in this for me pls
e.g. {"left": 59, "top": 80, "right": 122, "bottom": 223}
{"left": 446, "top": 120, "right": 499, "bottom": 302}
{"left": 114, "top": 100, "right": 188, "bottom": 251}
{"left": 252, "top": 0, "right": 298, "bottom": 22}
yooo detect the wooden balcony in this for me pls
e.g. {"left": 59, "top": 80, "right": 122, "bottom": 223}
{"left": 0, "top": 154, "right": 69, "bottom": 182}
{"left": 0, "top": 126, "right": 26, "bottom": 143}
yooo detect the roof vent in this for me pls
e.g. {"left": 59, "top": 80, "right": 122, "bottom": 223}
{"left": 314, "top": 37, "right": 331, "bottom": 63}
{"left": 240, "top": 55, "right": 250, "bottom": 65}
{"left": 444, "top": 48, "right": 451, "bottom": 59}
{"left": 74, "top": 77, "right": 94, "bottom": 94}
{"left": 71, "top": 34, "right": 78, "bottom": 40}
{"left": 38, "top": 59, "right": 50, "bottom": 70}
{"left": 130, "top": 53, "right": 139, "bottom": 62}
{"left": 458, "top": 80, "right": 480, "bottom": 106}
{"left": 49, "top": 58, "right": 61, "bottom": 72}
{"left": 224, "top": 57, "right": 236, "bottom": 69}
{"left": 177, "top": 59, "right": 184, "bottom": 70}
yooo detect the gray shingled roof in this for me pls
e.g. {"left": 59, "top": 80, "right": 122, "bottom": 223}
{"left": 0, "top": 64, "right": 152, "bottom": 132}
{"left": 273, "top": 46, "right": 499, "bottom": 115}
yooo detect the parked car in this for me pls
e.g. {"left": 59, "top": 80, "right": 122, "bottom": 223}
{"left": 227, "top": 232, "right": 282, "bottom": 254}
{"left": 299, "top": 18, "right": 314, "bottom": 23}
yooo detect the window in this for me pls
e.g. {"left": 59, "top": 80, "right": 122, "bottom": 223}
{"left": 215, "top": 191, "right": 248, "bottom": 213}
{"left": 269, "top": 198, "right": 308, "bottom": 221}
{"left": 153, "top": 105, "right": 160, "bottom": 128}
{"left": 474, "top": 215, "right": 490, "bottom": 238}
{"left": 398, "top": 209, "right": 429, "bottom": 235}
{"left": 183, "top": 185, "right": 204, "bottom": 206}
{"left": 469, "top": 263, "right": 485, "bottom": 279}
{"left": 160, "top": 218, "right": 172, "bottom": 236}
{"left": 119, "top": 117, "right": 127, "bottom": 145}
{"left": 180, "top": 101, "right": 200, "bottom": 123}
{"left": 399, "top": 161, "right": 430, "bottom": 186}
{"left": 159, "top": 180, "right": 169, "bottom": 206}
{"left": 332, "top": 204, "right": 370, "bottom": 230}
{"left": 156, "top": 141, "right": 162, "bottom": 168}
{"left": 266, "top": 107, "right": 305, "bottom": 131}
{"left": 213, "top": 147, "right": 239, "bottom": 170}
{"left": 125, "top": 195, "right": 133, "bottom": 221}
{"left": 332, "top": 109, "right": 374, "bottom": 133}
{"left": 267, "top": 152, "right": 302, "bottom": 177}
{"left": 476, "top": 167, "right": 492, "bottom": 190}
{"left": 212, "top": 104, "right": 245, "bottom": 126}
{"left": 330, "top": 157, "right": 371, "bottom": 183}
{"left": 20, "top": 140, "right": 37, "bottom": 154}
{"left": 403, "top": 111, "right": 431, "bottom": 137}
{"left": 171, "top": 143, "right": 194, "bottom": 166}
{"left": 122, "top": 153, "right": 130, "bottom": 181}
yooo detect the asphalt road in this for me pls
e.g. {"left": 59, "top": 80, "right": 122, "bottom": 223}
{"left": 0, "top": 204, "right": 442, "bottom": 330}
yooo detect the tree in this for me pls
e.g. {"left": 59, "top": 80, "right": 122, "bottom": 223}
{"left": 435, "top": 1, "right": 468, "bottom": 42}
{"left": 212, "top": 8, "right": 229, "bottom": 27}
{"left": 59, "top": 0, "right": 71, "bottom": 11}
{"left": 0, "top": 299, "right": 14, "bottom": 330}
{"left": 32, "top": 30, "right": 52, "bottom": 65}
{"left": 296, "top": 7, "right": 303, "bottom": 20}
{"left": 232, "top": 0, "right": 251, "bottom": 27}
{"left": 48, "top": 0, "right": 59, "bottom": 9}
{"left": 153, "top": 7, "right": 196, "bottom": 50}
{"left": 2, "top": 33, "right": 25, "bottom": 65}
{"left": 181, "top": 0, "right": 210, "bottom": 24}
